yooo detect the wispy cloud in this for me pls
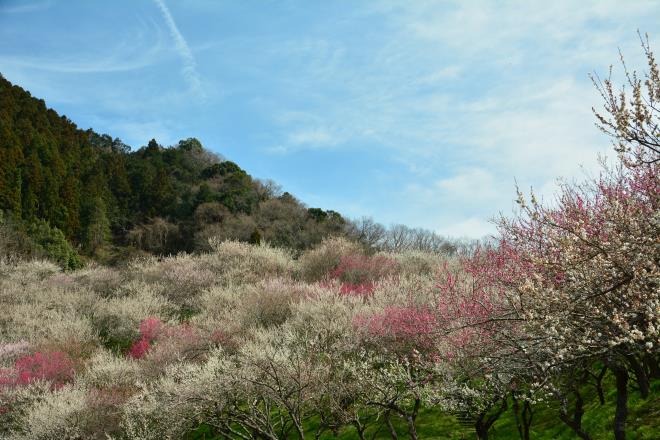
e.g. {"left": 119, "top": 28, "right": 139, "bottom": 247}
{"left": 441, "top": 217, "right": 496, "bottom": 239}
{"left": 264, "top": 127, "right": 340, "bottom": 154}
{"left": 101, "top": 119, "right": 176, "bottom": 148}
{"left": 152, "top": 0, "right": 204, "bottom": 96}
{"left": 0, "top": 49, "right": 162, "bottom": 74}
{"left": 249, "top": 0, "right": 660, "bottom": 236}
{"left": 0, "top": 1, "right": 52, "bottom": 14}
{"left": 0, "top": 19, "right": 166, "bottom": 75}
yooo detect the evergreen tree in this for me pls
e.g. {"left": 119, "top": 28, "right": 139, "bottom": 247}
{"left": 83, "top": 197, "right": 111, "bottom": 254}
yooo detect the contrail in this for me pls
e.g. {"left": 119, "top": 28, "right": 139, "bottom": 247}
{"left": 153, "top": 0, "right": 203, "bottom": 95}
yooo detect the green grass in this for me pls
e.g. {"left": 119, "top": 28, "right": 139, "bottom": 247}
{"left": 488, "top": 379, "right": 660, "bottom": 440}
{"left": 189, "top": 379, "right": 659, "bottom": 439}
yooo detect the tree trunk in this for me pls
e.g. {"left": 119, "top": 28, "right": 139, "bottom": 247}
{"left": 643, "top": 353, "right": 660, "bottom": 379}
{"left": 590, "top": 366, "right": 607, "bottom": 405}
{"left": 626, "top": 354, "right": 649, "bottom": 398}
{"left": 558, "top": 388, "right": 591, "bottom": 440}
{"left": 521, "top": 399, "right": 533, "bottom": 440}
{"left": 352, "top": 420, "right": 366, "bottom": 440}
{"left": 475, "top": 398, "right": 507, "bottom": 440}
{"left": 613, "top": 366, "right": 629, "bottom": 440}
{"left": 385, "top": 411, "right": 399, "bottom": 440}
{"left": 405, "top": 416, "right": 418, "bottom": 440}
{"left": 512, "top": 395, "right": 524, "bottom": 440}
{"left": 405, "top": 398, "right": 420, "bottom": 440}
{"left": 475, "top": 413, "right": 490, "bottom": 440}
{"left": 512, "top": 396, "right": 533, "bottom": 440}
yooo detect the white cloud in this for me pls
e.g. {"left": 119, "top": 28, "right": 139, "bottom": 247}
{"left": 153, "top": 0, "right": 204, "bottom": 96}
{"left": 264, "top": 145, "right": 290, "bottom": 155}
{"left": 440, "top": 217, "right": 497, "bottom": 239}
{"left": 392, "top": 0, "right": 655, "bottom": 58}
{"left": 434, "top": 168, "right": 500, "bottom": 203}
{"left": 0, "top": 1, "right": 52, "bottom": 14}
{"left": 415, "top": 65, "right": 462, "bottom": 85}
{"left": 0, "top": 48, "right": 163, "bottom": 74}
{"left": 264, "top": 126, "right": 343, "bottom": 155}
{"left": 98, "top": 120, "right": 175, "bottom": 149}
{"left": 289, "top": 128, "right": 338, "bottom": 146}
{"left": 0, "top": 20, "right": 167, "bottom": 75}
{"left": 252, "top": 0, "right": 659, "bottom": 236}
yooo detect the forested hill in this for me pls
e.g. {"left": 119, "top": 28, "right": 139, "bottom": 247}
{"left": 0, "top": 74, "right": 346, "bottom": 266}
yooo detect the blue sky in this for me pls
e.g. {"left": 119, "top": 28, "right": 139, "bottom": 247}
{"left": 1, "top": 0, "right": 659, "bottom": 238}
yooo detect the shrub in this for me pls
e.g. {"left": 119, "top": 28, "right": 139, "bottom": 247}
{"left": 339, "top": 281, "right": 376, "bottom": 297}
{"left": 91, "top": 282, "right": 175, "bottom": 353}
{"left": 1, "top": 352, "right": 75, "bottom": 390}
{"left": 355, "top": 306, "right": 438, "bottom": 355}
{"left": 127, "top": 318, "right": 164, "bottom": 360}
{"left": 331, "top": 254, "right": 398, "bottom": 283}
{"left": 0, "top": 341, "right": 30, "bottom": 364}
{"left": 206, "top": 239, "right": 295, "bottom": 285}
{"left": 0, "top": 260, "right": 60, "bottom": 286}
{"left": 142, "top": 326, "right": 207, "bottom": 374}
{"left": 27, "top": 219, "right": 83, "bottom": 271}
{"left": 133, "top": 254, "right": 216, "bottom": 310}
{"left": 239, "top": 278, "right": 310, "bottom": 328}
{"left": 366, "top": 274, "right": 439, "bottom": 310}
{"left": 8, "top": 383, "right": 91, "bottom": 439}
{"left": 382, "top": 249, "right": 446, "bottom": 277}
{"left": 72, "top": 266, "right": 124, "bottom": 298}
{"left": 128, "top": 338, "right": 151, "bottom": 360}
{"left": 209, "top": 329, "right": 240, "bottom": 353}
{"left": 127, "top": 318, "right": 208, "bottom": 372}
{"left": 0, "top": 211, "right": 41, "bottom": 263}
{"left": 327, "top": 254, "right": 399, "bottom": 297}
{"left": 80, "top": 351, "right": 141, "bottom": 389}
{"left": 197, "top": 278, "right": 309, "bottom": 331}
{"left": 2, "top": 304, "right": 98, "bottom": 355}
{"left": 297, "top": 236, "right": 362, "bottom": 282}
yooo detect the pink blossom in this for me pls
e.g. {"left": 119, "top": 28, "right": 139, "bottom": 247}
{"left": 128, "top": 337, "right": 151, "bottom": 359}
{"left": 339, "top": 282, "right": 375, "bottom": 297}
{"left": 127, "top": 317, "right": 206, "bottom": 360}
{"left": 127, "top": 317, "right": 164, "bottom": 359}
{"left": 330, "top": 254, "right": 398, "bottom": 285}
{"left": 210, "top": 329, "right": 238, "bottom": 351}
{"left": 0, "top": 351, "right": 75, "bottom": 389}
{"left": 139, "top": 317, "right": 164, "bottom": 342}
{"left": 355, "top": 306, "right": 438, "bottom": 355}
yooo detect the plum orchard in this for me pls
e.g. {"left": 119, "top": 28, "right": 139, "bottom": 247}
{"left": 0, "top": 41, "right": 657, "bottom": 440}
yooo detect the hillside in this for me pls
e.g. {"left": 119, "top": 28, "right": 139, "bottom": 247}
{"left": 0, "top": 74, "right": 346, "bottom": 265}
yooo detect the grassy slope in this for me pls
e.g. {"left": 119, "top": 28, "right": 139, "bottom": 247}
{"left": 191, "top": 379, "right": 658, "bottom": 439}
{"left": 487, "top": 379, "right": 660, "bottom": 440}
{"left": 345, "top": 379, "right": 660, "bottom": 439}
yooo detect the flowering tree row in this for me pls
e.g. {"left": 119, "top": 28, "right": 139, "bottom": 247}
{"left": 433, "top": 36, "right": 659, "bottom": 440}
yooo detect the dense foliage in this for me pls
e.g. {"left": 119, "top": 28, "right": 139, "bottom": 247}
{"left": 0, "top": 75, "right": 346, "bottom": 264}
